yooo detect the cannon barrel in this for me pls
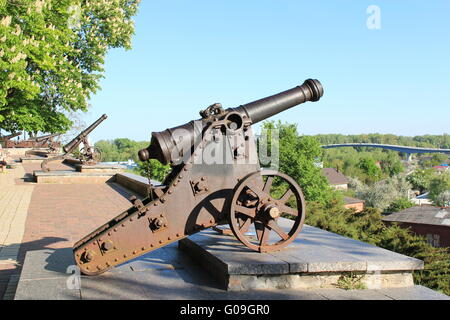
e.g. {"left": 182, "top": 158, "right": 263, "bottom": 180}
{"left": 34, "top": 133, "right": 60, "bottom": 142}
{"left": 138, "top": 79, "right": 323, "bottom": 165}
{"left": 234, "top": 79, "right": 323, "bottom": 124}
{"left": 63, "top": 114, "right": 107, "bottom": 153}
{"left": 0, "top": 132, "right": 21, "bottom": 141}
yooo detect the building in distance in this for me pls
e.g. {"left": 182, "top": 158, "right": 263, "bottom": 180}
{"left": 382, "top": 206, "right": 450, "bottom": 248}
{"left": 322, "top": 168, "right": 349, "bottom": 190}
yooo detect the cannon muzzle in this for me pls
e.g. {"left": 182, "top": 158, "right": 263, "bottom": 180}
{"left": 138, "top": 79, "right": 323, "bottom": 164}
{"left": 235, "top": 79, "right": 323, "bottom": 124}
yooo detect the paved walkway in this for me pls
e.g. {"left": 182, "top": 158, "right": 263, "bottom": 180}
{"left": 0, "top": 163, "right": 34, "bottom": 299}
{"left": 0, "top": 161, "right": 136, "bottom": 299}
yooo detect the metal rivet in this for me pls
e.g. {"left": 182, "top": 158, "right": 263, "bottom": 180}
{"left": 168, "top": 237, "right": 171, "bottom": 240}
{"left": 133, "top": 250, "right": 137, "bottom": 254}
{"left": 176, "top": 233, "right": 180, "bottom": 237}
{"left": 159, "top": 240, "right": 163, "bottom": 244}
{"left": 114, "top": 228, "right": 117, "bottom": 232}
{"left": 124, "top": 254, "right": 127, "bottom": 258}
{"left": 142, "top": 247, "right": 145, "bottom": 251}
{"left": 130, "top": 218, "right": 133, "bottom": 221}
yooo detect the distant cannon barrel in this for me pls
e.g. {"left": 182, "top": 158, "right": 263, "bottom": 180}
{"left": 34, "top": 133, "right": 60, "bottom": 142}
{"left": 63, "top": 114, "right": 107, "bottom": 153}
{"left": 138, "top": 79, "right": 323, "bottom": 164}
{"left": 0, "top": 132, "right": 21, "bottom": 141}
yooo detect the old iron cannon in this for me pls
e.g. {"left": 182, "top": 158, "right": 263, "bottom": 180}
{"left": 24, "top": 133, "right": 61, "bottom": 157}
{"left": 73, "top": 79, "right": 323, "bottom": 275}
{"left": 0, "top": 132, "right": 21, "bottom": 148}
{"left": 41, "top": 114, "right": 107, "bottom": 172}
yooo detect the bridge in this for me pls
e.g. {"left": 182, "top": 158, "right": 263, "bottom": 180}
{"left": 321, "top": 143, "right": 450, "bottom": 161}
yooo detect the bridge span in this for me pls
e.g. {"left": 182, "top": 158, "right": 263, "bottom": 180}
{"left": 321, "top": 143, "right": 450, "bottom": 161}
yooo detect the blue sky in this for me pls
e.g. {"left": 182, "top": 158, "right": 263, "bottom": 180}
{"left": 86, "top": 0, "right": 450, "bottom": 143}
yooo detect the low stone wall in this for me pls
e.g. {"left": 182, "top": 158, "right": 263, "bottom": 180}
{"left": 114, "top": 172, "right": 152, "bottom": 196}
{"left": 34, "top": 171, "right": 115, "bottom": 184}
{"left": 2, "top": 148, "right": 32, "bottom": 157}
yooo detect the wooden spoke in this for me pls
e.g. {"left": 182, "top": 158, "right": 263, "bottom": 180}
{"left": 239, "top": 217, "right": 253, "bottom": 233}
{"left": 268, "top": 220, "right": 289, "bottom": 241}
{"left": 260, "top": 227, "right": 270, "bottom": 246}
{"left": 235, "top": 204, "right": 256, "bottom": 218}
{"left": 280, "top": 189, "right": 293, "bottom": 204}
{"left": 262, "top": 176, "right": 273, "bottom": 194}
{"left": 255, "top": 222, "right": 265, "bottom": 242}
{"left": 245, "top": 180, "right": 269, "bottom": 200}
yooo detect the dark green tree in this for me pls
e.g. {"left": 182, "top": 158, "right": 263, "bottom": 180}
{"left": 261, "top": 121, "right": 335, "bottom": 206}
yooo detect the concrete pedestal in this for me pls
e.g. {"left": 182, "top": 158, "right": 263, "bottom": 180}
{"left": 178, "top": 219, "right": 425, "bottom": 291}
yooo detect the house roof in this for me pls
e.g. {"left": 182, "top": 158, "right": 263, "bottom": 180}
{"left": 382, "top": 206, "right": 450, "bottom": 227}
{"left": 344, "top": 196, "right": 365, "bottom": 205}
{"left": 322, "top": 168, "right": 349, "bottom": 185}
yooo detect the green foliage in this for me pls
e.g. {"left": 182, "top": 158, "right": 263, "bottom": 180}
{"left": 336, "top": 273, "right": 367, "bottom": 290}
{"left": 380, "top": 152, "right": 404, "bottom": 177}
{"left": 428, "top": 172, "right": 450, "bottom": 202}
{"left": 407, "top": 169, "right": 435, "bottom": 193}
{"left": 94, "top": 138, "right": 147, "bottom": 162}
{"left": 352, "top": 175, "right": 412, "bottom": 212}
{"left": 386, "top": 198, "right": 414, "bottom": 213}
{"left": 1, "top": 0, "right": 140, "bottom": 133}
{"left": 434, "top": 191, "right": 450, "bottom": 207}
{"left": 260, "top": 121, "right": 334, "bottom": 206}
{"left": 305, "top": 203, "right": 450, "bottom": 295}
{"left": 323, "top": 147, "right": 404, "bottom": 184}
{"left": 357, "top": 157, "right": 382, "bottom": 182}
{"left": 135, "top": 159, "right": 171, "bottom": 183}
{"left": 94, "top": 138, "right": 171, "bottom": 182}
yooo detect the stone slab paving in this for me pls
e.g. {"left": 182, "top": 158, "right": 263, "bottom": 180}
{"left": 0, "top": 162, "right": 138, "bottom": 299}
{"left": 0, "top": 164, "right": 34, "bottom": 299}
{"left": 14, "top": 245, "right": 449, "bottom": 300}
